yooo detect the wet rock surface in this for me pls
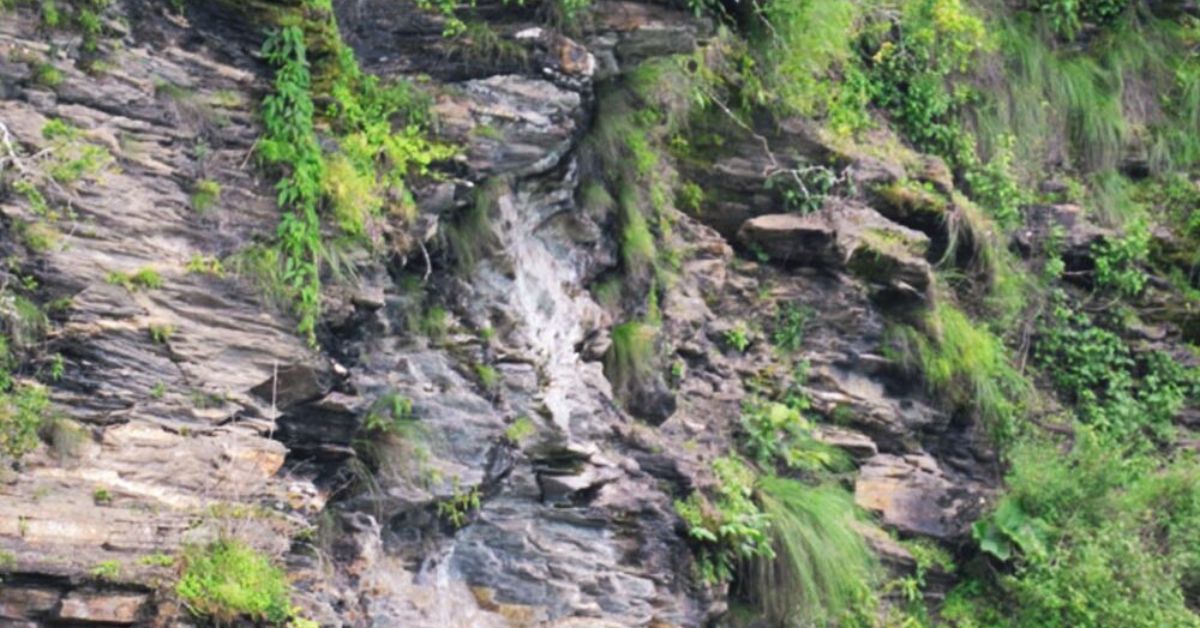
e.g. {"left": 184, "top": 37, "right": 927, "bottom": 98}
{"left": 0, "top": 0, "right": 1004, "bottom": 625}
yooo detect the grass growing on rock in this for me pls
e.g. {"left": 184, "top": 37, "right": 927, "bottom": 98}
{"left": 892, "top": 302, "right": 1030, "bottom": 442}
{"left": 746, "top": 476, "right": 876, "bottom": 627}
{"left": 603, "top": 321, "right": 657, "bottom": 403}
{"left": 176, "top": 539, "right": 294, "bottom": 624}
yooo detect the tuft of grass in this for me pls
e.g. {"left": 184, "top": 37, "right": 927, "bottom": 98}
{"left": 91, "top": 560, "right": 120, "bottom": 581}
{"left": 33, "top": 63, "right": 63, "bottom": 88}
{"left": 746, "top": 476, "right": 876, "bottom": 627}
{"left": 417, "top": 306, "right": 449, "bottom": 342}
{"left": 92, "top": 487, "right": 112, "bottom": 504}
{"left": 443, "top": 181, "right": 499, "bottom": 273}
{"left": 148, "top": 323, "right": 175, "bottom": 344}
{"left": 184, "top": 255, "right": 224, "bottom": 277}
{"left": 503, "top": 416, "right": 536, "bottom": 444}
{"left": 362, "top": 392, "right": 415, "bottom": 434}
{"left": 17, "top": 220, "right": 59, "bottom": 253}
{"left": 603, "top": 322, "right": 657, "bottom": 402}
{"left": 893, "top": 303, "right": 1030, "bottom": 442}
{"left": 618, "top": 185, "right": 655, "bottom": 279}
{"left": 190, "top": 179, "right": 221, "bottom": 212}
{"left": 176, "top": 539, "right": 293, "bottom": 624}
{"left": 475, "top": 363, "right": 499, "bottom": 393}
{"left": 40, "top": 416, "right": 86, "bottom": 461}
{"left": 139, "top": 552, "right": 175, "bottom": 567}
{"left": 106, "top": 267, "right": 162, "bottom": 291}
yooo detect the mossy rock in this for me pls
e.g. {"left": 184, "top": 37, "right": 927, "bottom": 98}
{"left": 874, "top": 180, "right": 950, "bottom": 224}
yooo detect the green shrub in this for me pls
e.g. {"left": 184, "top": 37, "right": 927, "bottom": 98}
{"left": 1091, "top": 221, "right": 1149, "bottom": 297}
{"left": 184, "top": 255, "right": 224, "bottom": 277}
{"left": 1036, "top": 296, "right": 1196, "bottom": 439}
{"left": 963, "top": 134, "right": 1026, "bottom": 228}
{"left": 176, "top": 539, "right": 293, "bottom": 624}
{"left": 862, "top": 0, "right": 987, "bottom": 164}
{"left": 675, "top": 456, "right": 773, "bottom": 584}
{"left": 417, "top": 306, "right": 449, "bottom": 342}
{"left": 260, "top": 25, "right": 325, "bottom": 344}
{"left": 91, "top": 560, "right": 120, "bottom": 581}
{"left": 0, "top": 380, "right": 50, "bottom": 460}
{"left": 964, "top": 431, "right": 1200, "bottom": 627}
{"left": 41, "top": 118, "right": 77, "bottom": 141}
{"left": 723, "top": 323, "right": 751, "bottom": 353}
{"left": 740, "top": 399, "right": 846, "bottom": 472}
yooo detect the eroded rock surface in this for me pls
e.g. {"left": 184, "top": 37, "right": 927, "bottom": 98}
{"left": 0, "top": 0, "right": 1002, "bottom": 625}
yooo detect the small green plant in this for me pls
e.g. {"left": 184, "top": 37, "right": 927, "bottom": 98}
{"left": 964, "top": 134, "right": 1025, "bottom": 228}
{"left": 741, "top": 399, "right": 845, "bottom": 472}
{"left": 437, "top": 481, "right": 481, "bottom": 529}
{"left": 150, "top": 381, "right": 167, "bottom": 399}
{"left": 91, "top": 560, "right": 120, "bottom": 581}
{"left": 190, "top": 179, "right": 221, "bottom": 212}
{"left": 676, "top": 181, "right": 704, "bottom": 213}
{"left": 1091, "top": 222, "right": 1150, "bottom": 297}
{"left": 106, "top": 267, "right": 162, "bottom": 291}
{"left": 723, "top": 323, "right": 752, "bottom": 353}
{"left": 475, "top": 363, "right": 499, "bottom": 393}
{"left": 362, "top": 392, "right": 416, "bottom": 434}
{"left": 92, "top": 487, "right": 112, "bottom": 504}
{"left": 886, "top": 538, "right": 956, "bottom": 622}
{"left": 184, "top": 255, "right": 224, "bottom": 277}
{"left": 148, "top": 323, "right": 175, "bottom": 344}
{"left": 0, "top": 379, "right": 50, "bottom": 461}
{"left": 17, "top": 220, "right": 59, "bottom": 253}
{"left": 418, "top": 307, "right": 449, "bottom": 342}
{"left": 43, "top": 128, "right": 113, "bottom": 184}
{"left": 772, "top": 304, "right": 812, "bottom": 353}
{"left": 138, "top": 552, "right": 175, "bottom": 567}
{"left": 33, "top": 63, "right": 63, "bottom": 88}
{"left": 503, "top": 416, "right": 536, "bottom": 444}
{"left": 189, "top": 390, "right": 225, "bottom": 409}
{"left": 675, "top": 456, "right": 773, "bottom": 584}
{"left": 41, "top": 118, "right": 78, "bottom": 141}
{"left": 47, "top": 353, "right": 64, "bottom": 382}
{"left": 176, "top": 539, "right": 294, "bottom": 624}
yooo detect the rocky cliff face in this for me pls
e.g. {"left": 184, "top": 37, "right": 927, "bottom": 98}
{"left": 1, "top": 0, "right": 1196, "bottom": 626}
